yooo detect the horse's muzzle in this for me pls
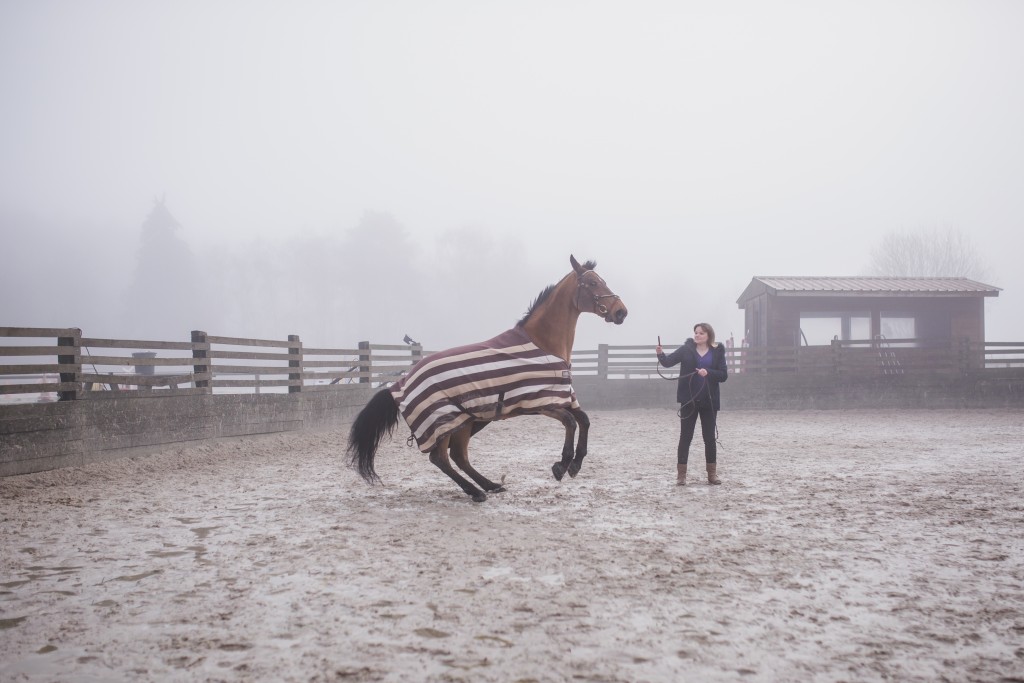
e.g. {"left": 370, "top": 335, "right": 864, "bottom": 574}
{"left": 607, "top": 306, "right": 628, "bottom": 325}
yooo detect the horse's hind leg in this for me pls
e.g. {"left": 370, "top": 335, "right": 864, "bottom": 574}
{"left": 567, "top": 408, "right": 590, "bottom": 478}
{"left": 428, "top": 434, "right": 488, "bottom": 503}
{"left": 546, "top": 408, "right": 577, "bottom": 481}
{"left": 449, "top": 424, "right": 506, "bottom": 494}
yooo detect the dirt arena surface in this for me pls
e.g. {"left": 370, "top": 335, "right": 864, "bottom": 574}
{"left": 2, "top": 408, "right": 1022, "bottom": 682}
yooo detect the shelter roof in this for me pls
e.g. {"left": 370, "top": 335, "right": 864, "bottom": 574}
{"left": 737, "top": 276, "right": 1001, "bottom": 305}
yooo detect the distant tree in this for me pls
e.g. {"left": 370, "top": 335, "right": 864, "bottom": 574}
{"left": 196, "top": 211, "right": 429, "bottom": 346}
{"left": 123, "top": 199, "right": 204, "bottom": 339}
{"left": 867, "top": 227, "right": 990, "bottom": 280}
{"left": 338, "top": 211, "right": 427, "bottom": 341}
{"left": 428, "top": 227, "right": 541, "bottom": 343}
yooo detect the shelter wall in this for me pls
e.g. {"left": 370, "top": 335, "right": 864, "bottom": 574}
{"left": 761, "top": 296, "right": 985, "bottom": 346}
{"left": 743, "top": 295, "right": 766, "bottom": 346}
{"left": 949, "top": 298, "right": 984, "bottom": 342}
{"left": 766, "top": 299, "right": 801, "bottom": 346}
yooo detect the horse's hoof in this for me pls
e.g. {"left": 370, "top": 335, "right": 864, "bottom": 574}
{"left": 567, "top": 462, "right": 581, "bottom": 478}
{"left": 471, "top": 492, "right": 487, "bottom": 503}
{"left": 551, "top": 463, "right": 565, "bottom": 481}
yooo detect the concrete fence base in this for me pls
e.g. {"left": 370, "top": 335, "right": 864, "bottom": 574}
{"left": 1, "top": 386, "right": 376, "bottom": 477}
{"left": 4, "top": 373, "right": 1023, "bottom": 477}
{"left": 572, "top": 372, "right": 1024, "bottom": 411}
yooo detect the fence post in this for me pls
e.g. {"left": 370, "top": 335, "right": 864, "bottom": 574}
{"left": 411, "top": 343, "right": 423, "bottom": 367}
{"left": 959, "top": 336, "right": 972, "bottom": 373}
{"left": 132, "top": 351, "right": 156, "bottom": 393}
{"left": 57, "top": 328, "right": 81, "bottom": 401}
{"left": 288, "top": 334, "right": 302, "bottom": 393}
{"left": 191, "top": 330, "right": 212, "bottom": 394}
{"left": 358, "top": 341, "right": 371, "bottom": 384}
{"left": 831, "top": 338, "right": 841, "bottom": 376}
{"left": 598, "top": 344, "right": 609, "bottom": 380}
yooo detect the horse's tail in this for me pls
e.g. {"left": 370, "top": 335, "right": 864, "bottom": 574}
{"left": 346, "top": 388, "right": 400, "bottom": 484}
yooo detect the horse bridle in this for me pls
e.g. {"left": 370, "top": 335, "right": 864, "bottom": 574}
{"left": 575, "top": 270, "right": 621, "bottom": 316}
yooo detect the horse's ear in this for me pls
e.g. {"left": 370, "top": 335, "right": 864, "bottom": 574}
{"left": 570, "top": 254, "right": 584, "bottom": 275}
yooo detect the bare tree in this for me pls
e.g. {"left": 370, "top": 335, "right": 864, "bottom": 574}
{"left": 868, "top": 227, "right": 990, "bottom": 280}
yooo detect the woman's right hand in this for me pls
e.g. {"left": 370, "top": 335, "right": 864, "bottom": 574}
{"left": 655, "top": 345, "right": 663, "bottom": 355}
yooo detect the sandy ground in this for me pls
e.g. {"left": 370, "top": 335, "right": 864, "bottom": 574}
{"left": 1, "top": 408, "right": 1022, "bottom": 683}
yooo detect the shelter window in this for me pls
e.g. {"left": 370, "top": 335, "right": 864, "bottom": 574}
{"left": 880, "top": 315, "right": 916, "bottom": 347}
{"left": 799, "top": 316, "right": 841, "bottom": 346}
{"left": 849, "top": 316, "right": 871, "bottom": 341}
{"left": 799, "top": 313, "right": 872, "bottom": 346}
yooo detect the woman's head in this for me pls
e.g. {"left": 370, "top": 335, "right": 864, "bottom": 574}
{"left": 694, "top": 323, "right": 716, "bottom": 347}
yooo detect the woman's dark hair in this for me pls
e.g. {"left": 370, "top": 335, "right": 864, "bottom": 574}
{"left": 694, "top": 322, "right": 716, "bottom": 347}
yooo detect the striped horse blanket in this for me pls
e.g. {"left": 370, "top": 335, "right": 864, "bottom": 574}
{"left": 389, "top": 326, "right": 580, "bottom": 453}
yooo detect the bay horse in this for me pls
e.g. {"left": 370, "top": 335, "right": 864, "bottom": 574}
{"left": 346, "top": 255, "right": 628, "bottom": 502}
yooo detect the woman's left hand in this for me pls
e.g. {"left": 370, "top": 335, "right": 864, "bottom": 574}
{"left": 697, "top": 368, "right": 708, "bottom": 377}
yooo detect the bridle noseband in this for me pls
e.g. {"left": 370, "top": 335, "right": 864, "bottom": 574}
{"left": 575, "top": 271, "right": 621, "bottom": 316}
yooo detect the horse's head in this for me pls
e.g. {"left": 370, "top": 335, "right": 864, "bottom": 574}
{"left": 570, "top": 255, "right": 628, "bottom": 325}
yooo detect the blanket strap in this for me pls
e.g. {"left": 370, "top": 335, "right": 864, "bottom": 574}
{"left": 494, "top": 391, "right": 506, "bottom": 420}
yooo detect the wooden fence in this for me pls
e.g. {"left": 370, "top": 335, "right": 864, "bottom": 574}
{"left": 570, "top": 338, "right": 1024, "bottom": 379}
{"left": 0, "top": 327, "right": 422, "bottom": 404}
{"left": 2, "top": 327, "right": 1023, "bottom": 404}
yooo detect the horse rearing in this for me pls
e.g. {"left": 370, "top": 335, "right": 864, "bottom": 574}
{"left": 346, "top": 255, "right": 628, "bottom": 502}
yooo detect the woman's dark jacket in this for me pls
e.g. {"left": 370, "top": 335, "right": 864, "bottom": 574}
{"left": 657, "top": 338, "right": 729, "bottom": 410}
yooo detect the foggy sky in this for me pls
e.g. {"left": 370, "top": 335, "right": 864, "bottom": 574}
{"left": 2, "top": 1, "right": 1022, "bottom": 351}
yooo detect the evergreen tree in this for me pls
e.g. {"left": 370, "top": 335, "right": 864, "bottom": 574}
{"left": 123, "top": 199, "right": 203, "bottom": 339}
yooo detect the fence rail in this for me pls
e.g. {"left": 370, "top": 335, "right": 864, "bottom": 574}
{"left": 2, "top": 327, "right": 1023, "bottom": 404}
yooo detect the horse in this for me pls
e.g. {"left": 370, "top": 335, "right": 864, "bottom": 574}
{"left": 346, "top": 255, "right": 628, "bottom": 502}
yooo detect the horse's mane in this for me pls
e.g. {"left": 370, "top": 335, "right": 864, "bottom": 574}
{"left": 516, "top": 260, "right": 597, "bottom": 327}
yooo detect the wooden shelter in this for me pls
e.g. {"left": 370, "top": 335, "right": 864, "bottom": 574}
{"left": 736, "top": 276, "right": 1001, "bottom": 348}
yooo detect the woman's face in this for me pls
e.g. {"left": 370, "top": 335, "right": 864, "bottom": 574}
{"left": 693, "top": 326, "right": 708, "bottom": 343}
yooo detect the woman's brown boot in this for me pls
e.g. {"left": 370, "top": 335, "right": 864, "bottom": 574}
{"left": 676, "top": 463, "right": 687, "bottom": 486}
{"left": 707, "top": 463, "right": 721, "bottom": 485}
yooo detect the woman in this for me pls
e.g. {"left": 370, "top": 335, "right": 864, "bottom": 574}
{"left": 655, "top": 322, "right": 728, "bottom": 485}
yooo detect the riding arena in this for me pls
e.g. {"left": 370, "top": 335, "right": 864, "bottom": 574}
{"left": 2, "top": 257, "right": 1023, "bottom": 681}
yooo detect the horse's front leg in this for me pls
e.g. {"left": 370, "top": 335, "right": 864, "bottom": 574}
{"left": 546, "top": 409, "right": 577, "bottom": 481}
{"left": 567, "top": 408, "right": 590, "bottom": 478}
